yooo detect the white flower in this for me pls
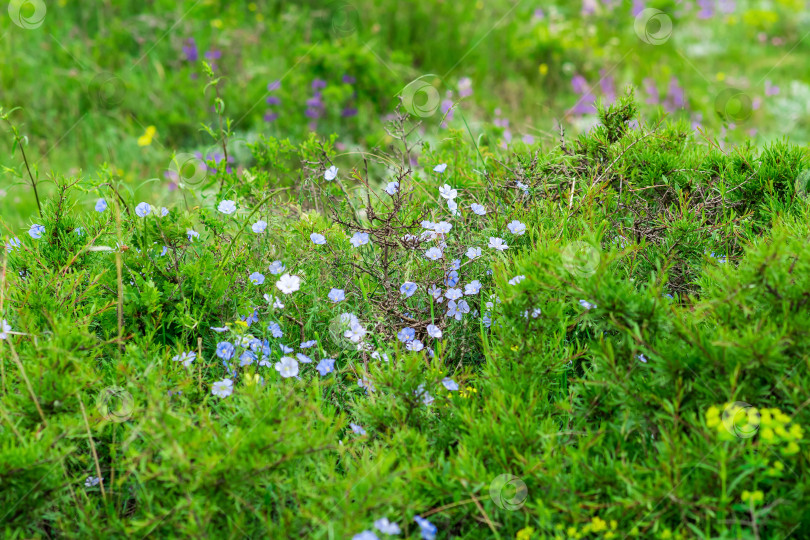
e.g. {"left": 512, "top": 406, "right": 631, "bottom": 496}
{"left": 470, "top": 203, "right": 486, "bottom": 215}
{"left": 252, "top": 220, "right": 267, "bottom": 233}
{"left": 324, "top": 166, "right": 338, "bottom": 181}
{"left": 488, "top": 237, "right": 508, "bottom": 251}
{"left": 438, "top": 184, "right": 457, "bottom": 200}
{"left": 217, "top": 200, "right": 237, "bottom": 214}
{"left": 466, "top": 246, "right": 481, "bottom": 259}
{"left": 507, "top": 220, "right": 526, "bottom": 235}
{"left": 211, "top": 378, "right": 234, "bottom": 398}
{"left": 275, "top": 356, "right": 299, "bottom": 378}
{"left": 276, "top": 273, "right": 301, "bottom": 294}
{"left": 385, "top": 181, "right": 399, "bottom": 195}
{"left": 350, "top": 232, "right": 370, "bottom": 247}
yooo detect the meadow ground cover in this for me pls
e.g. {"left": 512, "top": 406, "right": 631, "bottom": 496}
{"left": 2, "top": 1, "right": 810, "bottom": 539}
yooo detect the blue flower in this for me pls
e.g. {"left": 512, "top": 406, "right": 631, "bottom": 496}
{"left": 397, "top": 327, "right": 415, "bottom": 342}
{"left": 414, "top": 515, "right": 437, "bottom": 540}
{"left": 352, "top": 532, "right": 378, "bottom": 540}
{"left": 406, "top": 339, "right": 424, "bottom": 351}
{"left": 268, "top": 322, "right": 283, "bottom": 338}
{"left": 296, "top": 352, "right": 312, "bottom": 364}
{"left": 211, "top": 326, "right": 229, "bottom": 333}
{"left": 95, "top": 198, "right": 107, "bottom": 212}
{"left": 160, "top": 207, "right": 169, "bottom": 217}
{"left": 252, "top": 220, "right": 267, "bottom": 233}
{"left": 374, "top": 518, "right": 401, "bottom": 535}
{"left": 328, "top": 288, "right": 345, "bottom": 303}
{"left": 5, "top": 237, "right": 21, "bottom": 252}
{"left": 239, "top": 350, "right": 256, "bottom": 366}
{"left": 385, "top": 182, "right": 399, "bottom": 195}
{"left": 216, "top": 341, "right": 235, "bottom": 360}
{"left": 400, "top": 281, "right": 418, "bottom": 297}
{"left": 444, "top": 271, "right": 459, "bottom": 287}
{"left": 310, "top": 232, "right": 326, "bottom": 245}
{"left": 187, "top": 229, "right": 200, "bottom": 241}
{"left": 28, "top": 224, "right": 45, "bottom": 239}
{"left": 433, "top": 163, "right": 447, "bottom": 173}
{"left": 637, "top": 354, "right": 648, "bottom": 363}
{"left": 324, "top": 166, "right": 338, "bottom": 181}
{"left": 464, "top": 280, "right": 482, "bottom": 295}
{"left": 350, "top": 232, "right": 370, "bottom": 247}
{"left": 445, "top": 288, "right": 462, "bottom": 301}
{"left": 75, "top": 227, "right": 84, "bottom": 236}
{"left": 135, "top": 202, "right": 151, "bottom": 217}
{"left": 425, "top": 247, "right": 443, "bottom": 261}
{"left": 249, "top": 272, "right": 265, "bottom": 285}
{"left": 427, "top": 324, "right": 442, "bottom": 339}
{"left": 316, "top": 358, "right": 336, "bottom": 376}
{"left": 442, "top": 377, "right": 459, "bottom": 391}
{"left": 350, "top": 423, "right": 366, "bottom": 435}
{"left": 466, "top": 246, "right": 481, "bottom": 259}
{"left": 301, "top": 340, "right": 317, "bottom": 348}
{"left": 279, "top": 343, "right": 293, "bottom": 354}
{"left": 470, "top": 203, "right": 486, "bottom": 215}
{"left": 217, "top": 200, "right": 237, "bottom": 214}
{"left": 579, "top": 299, "right": 596, "bottom": 310}
{"left": 268, "top": 261, "right": 285, "bottom": 274}
{"left": 507, "top": 220, "right": 526, "bottom": 235}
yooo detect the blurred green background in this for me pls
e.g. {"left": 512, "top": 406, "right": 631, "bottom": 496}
{"left": 2, "top": 0, "right": 809, "bottom": 225}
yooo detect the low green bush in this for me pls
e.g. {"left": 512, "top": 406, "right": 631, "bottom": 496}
{"left": 1, "top": 96, "right": 808, "bottom": 538}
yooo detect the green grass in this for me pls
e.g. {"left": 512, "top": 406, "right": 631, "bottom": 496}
{"left": 2, "top": 2, "right": 810, "bottom": 538}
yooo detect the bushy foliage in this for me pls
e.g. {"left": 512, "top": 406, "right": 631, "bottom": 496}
{"left": 1, "top": 96, "right": 809, "bottom": 538}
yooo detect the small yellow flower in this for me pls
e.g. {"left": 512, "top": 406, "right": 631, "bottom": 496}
{"left": 511, "top": 345, "right": 519, "bottom": 351}
{"left": 244, "top": 373, "right": 263, "bottom": 386}
{"left": 137, "top": 126, "right": 157, "bottom": 147}
{"left": 234, "top": 320, "right": 248, "bottom": 328}
{"left": 716, "top": 72, "right": 726, "bottom": 82}
{"left": 539, "top": 63, "right": 549, "bottom": 76}
{"left": 211, "top": 18, "right": 223, "bottom": 29}
{"left": 516, "top": 526, "right": 535, "bottom": 540}
{"left": 590, "top": 516, "right": 608, "bottom": 532}
{"left": 248, "top": 2, "right": 257, "bottom": 10}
